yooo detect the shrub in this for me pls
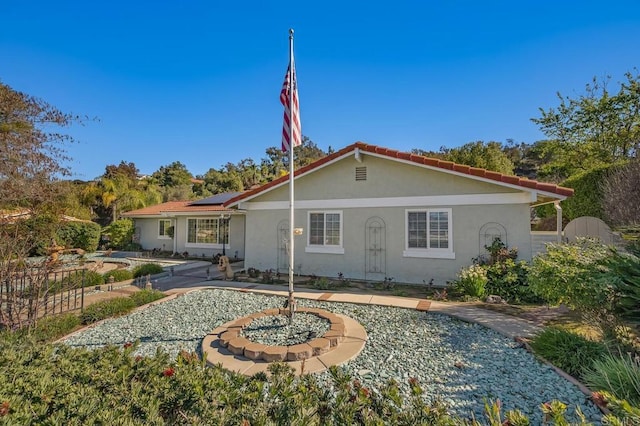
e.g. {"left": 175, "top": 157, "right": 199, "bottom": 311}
{"left": 583, "top": 353, "right": 640, "bottom": 405}
{"left": 129, "top": 289, "right": 165, "bottom": 306}
{"left": 56, "top": 221, "right": 101, "bottom": 252}
{"left": 483, "top": 237, "right": 518, "bottom": 265}
{"left": 452, "top": 264, "right": 487, "bottom": 299}
{"left": 606, "top": 252, "right": 640, "bottom": 322}
{"left": 82, "top": 270, "right": 105, "bottom": 287}
{"left": 103, "top": 218, "right": 134, "bottom": 249}
{"left": 485, "top": 259, "right": 540, "bottom": 304}
{"left": 528, "top": 238, "right": 614, "bottom": 311}
{"left": 31, "top": 313, "right": 80, "bottom": 343}
{"left": 80, "top": 297, "right": 137, "bottom": 324}
{"left": 102, "top": 269, "right": 134, "bottom": 283}
{"left": 132, "top": 263, "right": 164, "bottom": 278}
{"left": 529, "top": 327, "right": 607, "bottom": 379}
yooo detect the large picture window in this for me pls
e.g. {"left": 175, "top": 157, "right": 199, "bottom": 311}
{"left": 187, "top": 218, "right": 222, "bottom": 245}
{"left": 158, "top": 219, "right": 172, "bottom": 238}
{"left": 404, "top": 209, "right": 454, "bottom": 258}
{"left": 306, "top": 211, "right": 344, "bottom": 254}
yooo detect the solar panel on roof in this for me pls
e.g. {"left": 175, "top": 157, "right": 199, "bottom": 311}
{"left": 189, "top": 192, "right": 243, "bottom": 205}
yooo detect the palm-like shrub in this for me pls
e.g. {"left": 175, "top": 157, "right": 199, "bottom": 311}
{"left": 583, "top": 353, "right": 640, "bottom": 405}
{"left": 529, "top": 327, "right": 607, "bottom": 379}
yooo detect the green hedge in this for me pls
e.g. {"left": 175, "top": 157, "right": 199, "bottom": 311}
{"left": 129, "top": 289, "right": 166, "bottom": 306}
{"left": 80, "top": 297, "right": 137, "bottom": 325}
{"left": 132, "top": 263, "right": 164, "bottom": 278}
{"left": 79, "top": 289, "right": 166, "bottom": 325}
{"left": 102, "top": 269, "right": 133, "bottom": 282}
{"left": 56, "top": 221, "right": 101, "bottom": 252}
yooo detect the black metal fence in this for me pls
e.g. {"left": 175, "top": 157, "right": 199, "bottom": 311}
{"left": 1, "top": 267, "right": 88, "bottom": 327}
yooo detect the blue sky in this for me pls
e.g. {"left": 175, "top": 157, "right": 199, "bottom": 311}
{"left": 2, "top": 1, "right": 639, "bottom": 180}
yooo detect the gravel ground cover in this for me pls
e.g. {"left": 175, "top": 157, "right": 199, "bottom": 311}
{"left": 241, "top": 312, "right": 331, "bottom": 346}
{"left": 62, "top": 289, "right": 602, "bottom": 423}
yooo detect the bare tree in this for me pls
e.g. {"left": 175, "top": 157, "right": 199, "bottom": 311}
{"left": 0, "top": 81, "right": 82, "bottom": 329}
{"left": 602, "top": 160, "right": 640, "bottom": 227}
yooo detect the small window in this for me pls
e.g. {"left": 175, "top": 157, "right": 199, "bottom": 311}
{"left": 404, "top": 209, "right": 454, "bottom": 259}
{"left": 306, "top": 211, "right": 344, "bottom": 254}
{"left": 158, "top": 219, "right": 172, "bottom": 238}
{"left": 355, "top": 166, "right": 367, "bottom": 181}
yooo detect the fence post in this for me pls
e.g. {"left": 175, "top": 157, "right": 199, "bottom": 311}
{"left": 80, "top": 269, "right": 85, "bottom": 312}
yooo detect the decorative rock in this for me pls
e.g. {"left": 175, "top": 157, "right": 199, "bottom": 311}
{"left": 322, "top": 330, "right": 343, "bottom": 347}
{"left": 485, "top": 295, "right": 504, "bottom": 304}
{"left": 262, "top": 345, "right": 288, "bottom": 362}
{"left": 308, "top": 338, "right": 331, "bottom": 355}
{"left": 219, "top": 330, "right": 239, "bottom": 347}
{"left": 244, "top": 342, "right": 267, "bottom": 360}
{"left": 227, "top": 337, "right": 250, "bottom": 356}
{"left": 287, "top": 343, "right": 313, "bottom": 361}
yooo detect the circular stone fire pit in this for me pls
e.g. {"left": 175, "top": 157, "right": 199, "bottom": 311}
{"left": 201, "top": 307, "right": 367, "bottom": 375}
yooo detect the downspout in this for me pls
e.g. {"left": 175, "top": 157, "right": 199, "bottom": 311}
{"left": 554, "top": 201, "right": 563, "bottom": 243}
{"left": 173, "top": 217, "right": 178, "bottom": 254}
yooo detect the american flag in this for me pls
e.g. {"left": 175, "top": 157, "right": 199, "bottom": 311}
{"left": 280, "top": 62, "right": 301, "bottom": 152}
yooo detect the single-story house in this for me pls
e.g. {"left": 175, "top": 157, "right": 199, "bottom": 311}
{"left": 121, "top": 192, "right": 245, "bottom": 260}
{"left": 221, "top": 142, "right": 573, "bottom": 285}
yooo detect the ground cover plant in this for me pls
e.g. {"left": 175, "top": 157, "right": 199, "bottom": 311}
{"left": 79, "top": 289, "right": 165, "bottom": 325}
{"left": 0, "top": 336, "right": 636, "bottom": 425}
{"left": 102, "top": 268, "right": 133, "bottom": 282}
{"left": 132, "top": 263, "right": 164, "bottom": 278}
{"left": 529, "top": 327, "right": 607, "bottom": 379}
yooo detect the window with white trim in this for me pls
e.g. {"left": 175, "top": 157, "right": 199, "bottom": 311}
{"left": 187, "top": 218, "right": 221, "bottom": 245}
{"left": 404, "top": 209, "right": 454, "bottom": 259}
{"left": 158, "top": 219, "right": 172, "bottom": 238}
{"left": 306, "top": 211, "right": 344, "bottom": 254}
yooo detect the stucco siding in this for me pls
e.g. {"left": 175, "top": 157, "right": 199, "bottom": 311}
{"left": 133, "top": 215, "right": 245, "bottom": 259}
{"left": 249, "top": 155, "right": 520, "bottom": 205}
{"left": 243, "top": 202, "right": 531, "bottom": 286}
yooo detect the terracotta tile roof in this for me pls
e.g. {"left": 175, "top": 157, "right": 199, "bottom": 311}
{"left": 122, "top": 201, "right": 231, "bottom": 217}
{"left": 224, "top": 142, "right": 574, "bottom": 207}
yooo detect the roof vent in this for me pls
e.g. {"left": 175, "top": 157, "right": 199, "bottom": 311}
{"left": 355, "top": 166, "right": 367, "bottom": 181}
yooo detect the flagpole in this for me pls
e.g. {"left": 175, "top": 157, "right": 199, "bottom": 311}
{"left": 287, "top": 28, "right": 296, "bottom": 320}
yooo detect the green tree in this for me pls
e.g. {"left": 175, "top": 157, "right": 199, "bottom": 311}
{"left": 532, "top": 71, "right": 640, "bottom": 180}
{"left": 103, "top": 161, "right": 138, "bottom": 181}
{"left": 150, "top": 161, "right": 193, "bottom": 188}
{"left": 81, "top": 163, "right": 162, "bottom": 225}
{"left": 103, "top": 218, "right": 135, "bottom": 249}
{"left": 441, "top": 141, "right": 515, "bottom": 174}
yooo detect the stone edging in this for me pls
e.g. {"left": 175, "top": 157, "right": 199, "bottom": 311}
{"left": 217, "top": 307, "right": 345, "bottom": 362}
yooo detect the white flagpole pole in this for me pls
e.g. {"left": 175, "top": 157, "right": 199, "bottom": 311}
{"left": 288, "top": 28, "right": 296, "bottom": 320}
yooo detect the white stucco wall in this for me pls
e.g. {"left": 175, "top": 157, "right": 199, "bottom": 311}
{"left": 239, "top": 153, "right": 535, "bottom": 285}
{"left": 133, "top": 214, "right": 245, "bottom": 259}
